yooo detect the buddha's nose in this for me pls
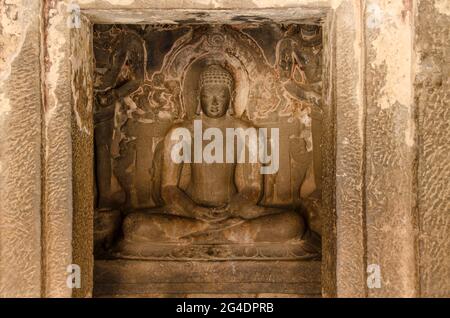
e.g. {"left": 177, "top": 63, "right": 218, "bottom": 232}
{"left": 212, "top": 97, "right": 218, "bottom": 105}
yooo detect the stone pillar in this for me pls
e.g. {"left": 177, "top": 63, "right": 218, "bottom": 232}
{"left": 415, "top": 0, "right": 450, "bottom": 298}
{"left": 0, "top": 0, "right": 43, "bottom": 297}
{"left": 41, "top": 0, "right": 74, "bottom": 298}
{"left": 70, "top": 14, "right": 94, "bottom": 299}
{"left": 364, "top": 0, "right": 418, "bottom": 297}
{"left": 333, "top": 0, "right": 367, "bottom": 298}
{"left": 41, "top": 0, "right": 94, "bottom": 297}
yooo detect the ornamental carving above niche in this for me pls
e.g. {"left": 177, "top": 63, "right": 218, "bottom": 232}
{"left": 93, "top": 24, "right": 324, "bottom": 261}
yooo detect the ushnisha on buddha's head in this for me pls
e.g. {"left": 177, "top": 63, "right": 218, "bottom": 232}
{"left": 197, "top": 64, "right": 234, "bottom": 118}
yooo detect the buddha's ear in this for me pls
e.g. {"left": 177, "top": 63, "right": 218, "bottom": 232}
{"left": 228, "top": 88, "right": 235, "bottom": 115}
{"left": 227, "top": 104, "right": 235, "bottom": 116}
{"left": 229, "top": 88, "right": 236, "bottom": 103}
{"left": 195, "top": 96, "right": 202, "bottom": 115}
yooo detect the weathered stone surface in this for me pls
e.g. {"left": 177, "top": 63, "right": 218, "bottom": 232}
{"left": 415, "top": 0, "right": 450, "bottom": 298}
{"left": 70, "top": 14, "right": 95, "bottom": 298}
{"left": 83, "top": 8, "right": 324, "bottom": 25}
{"left": 364, "top": 0, "right": 418, "bottom": 297}
{"left": 42, "top": 1, "right": 94, "bottom": 298}
{"left": 41, "top": 0, "right": 74, "bottom": 298}
{"left": 0, "top": 0, "right": 42, "bottom": 297}
{"left": 76, "top": 0, "right": 333, "bottom": 10}
{"left": 319, "top": 13, "right": 337, "bottom": 298}
{"left": 94, "top": 260, "right": 321, "bottom": 297}
{"left": 333, "top": 0, "right": 366, "bottom": 297}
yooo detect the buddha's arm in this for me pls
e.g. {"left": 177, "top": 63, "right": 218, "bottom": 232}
{"left": 160, "top": 129, "right": 202, "bottom": 218}
{"left": 234, "top": 158, "right": 308, "bottom": 219}
{"left": 232, "top": 160, "right": 281, "bottom": 219}
{"left": 234, "top": 160, "right": 261, "bottom": 204}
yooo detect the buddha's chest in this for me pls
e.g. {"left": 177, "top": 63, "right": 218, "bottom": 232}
{"left": 188, "top": 163, "right": 237, "bottom": 203}
{"left": 190, "top": 162, "right": 235, "bottom": 185}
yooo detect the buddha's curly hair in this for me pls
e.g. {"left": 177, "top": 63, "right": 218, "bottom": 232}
{"left": 199, "top": 64, "right": 234, "bottom": 92}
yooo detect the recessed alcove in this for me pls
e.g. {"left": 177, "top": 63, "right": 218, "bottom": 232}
{"left": 62, "top": 2, "right": 363, "bottom": 298}
{"left": 90, "top": 19, "right": 329, "bottom": 297}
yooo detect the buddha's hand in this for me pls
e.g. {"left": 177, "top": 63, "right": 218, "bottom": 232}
{"left": 228, "top": 195, "right": 264, "bottom": 220}
{"left": 192, "top": 205, "right": 230, "bottom": 223}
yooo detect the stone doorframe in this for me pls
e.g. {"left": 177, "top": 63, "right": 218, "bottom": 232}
{"left": 1, "top": 0, "right": 421, "bottom": 298}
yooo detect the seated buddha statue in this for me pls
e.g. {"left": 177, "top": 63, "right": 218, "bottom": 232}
{"left": 121, "top": 64, "right": 315, "bottom": 245}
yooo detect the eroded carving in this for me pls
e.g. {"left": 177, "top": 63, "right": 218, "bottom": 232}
{"left": 93, "top": 24, "right": 323, "bottom": 260}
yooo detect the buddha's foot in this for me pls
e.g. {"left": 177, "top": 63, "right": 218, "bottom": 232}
{"left": 121, "top": 209, "right": 311, "bottom": 243}
{"left": 114, "top": 209, "right": 320, "bottom": 260}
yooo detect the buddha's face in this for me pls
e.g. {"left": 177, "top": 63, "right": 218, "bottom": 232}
{"left": 200, "top": 84, "right": 231, "bottom": 118}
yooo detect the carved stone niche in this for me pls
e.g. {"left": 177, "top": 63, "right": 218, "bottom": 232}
{"left": 93, "top": 23, "right": 325, "bottom": 297}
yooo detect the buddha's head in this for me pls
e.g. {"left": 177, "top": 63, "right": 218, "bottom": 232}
{"left": 197, "top": 64, "right": 234, "bottom": 118}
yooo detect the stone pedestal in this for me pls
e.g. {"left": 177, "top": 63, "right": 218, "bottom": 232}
{"left": 94, "top": 260, "right": 321, "bottom": 297}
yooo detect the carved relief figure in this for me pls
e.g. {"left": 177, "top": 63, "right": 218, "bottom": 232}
{"left": 266, "top": 25, "right": 323, "bottom": 233}
{"left": 93, "top": 24, "right": 323, "bottom": 259}
{"left": 120, "top": 64, "right": 317, "bottom": 249}
{"left": 93, "top": 25, "right": 147, "bottom": 209}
